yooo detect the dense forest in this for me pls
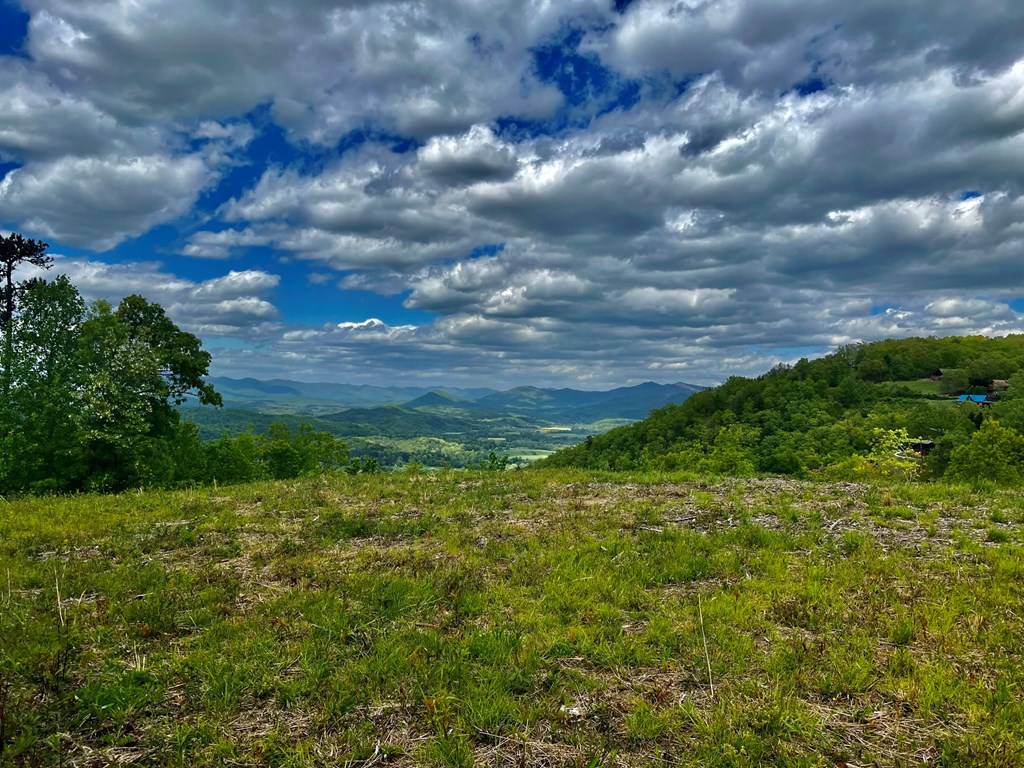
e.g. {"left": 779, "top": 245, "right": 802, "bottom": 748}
{"left": 539, "top": 335, "right": 1024, "bottom": 485}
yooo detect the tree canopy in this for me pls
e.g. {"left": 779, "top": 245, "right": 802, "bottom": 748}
{"left": 0, "top": 257, "right": 348, "bottom": 495}
{"left": 539, "top": 334, "right": 1024, "bottom": 485}
{"left": 0, "top": 232, "right": 52, "bottom": 333}
{"left": 0, "top": 269, "right": 226, "bottom": 492}
{"left": 0, "top": 264, "right": 354, "bottom": 493}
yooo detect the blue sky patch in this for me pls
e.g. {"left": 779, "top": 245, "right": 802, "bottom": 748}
{"left": 531, "top": 25, "right": 641, "bottom": 119}
{"left": 793, "top": 76, "right": 829, "bottom": 97}
{"left": 467, "top": 243, "right": 506, "bottom": 260}
{"left": 336, "top": 127, "right": 422, "bottom": 158}
{"left": 0, "top": 2, "right": 29, "bottom": 58}
{"left": 532, "top": 28, "right": 612, "bottom": 108}
{"left": 0, "top": 161, "right": 20, "bottom": 180}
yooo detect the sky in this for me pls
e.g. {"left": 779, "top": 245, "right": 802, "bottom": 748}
{"left": 1, "top": 0, "right": 1024, "bottom": 389}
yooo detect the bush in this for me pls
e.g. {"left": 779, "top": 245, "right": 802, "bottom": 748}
{"left": 945, "top": 420, "right": 1024, "bottom": 486}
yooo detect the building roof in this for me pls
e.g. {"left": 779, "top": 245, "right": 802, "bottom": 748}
{"left": 958, "top": 394, "right": 990, "bottom": 403}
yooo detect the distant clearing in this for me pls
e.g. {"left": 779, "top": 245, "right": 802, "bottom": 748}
{"left": 886, "top": 379, "right": 943, "bottom": 395}
{"left": 508, "top": 449, "right": 556, "bottom": 460}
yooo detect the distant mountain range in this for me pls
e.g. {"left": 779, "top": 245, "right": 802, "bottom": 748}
{"left": 184, "top": 377, "right": 706, "bottom": 467}
{"left": 206, "top": 376, "right": 705, "bottom": 423}
{"left": 205, "top": 377, "right": 498, "bottom": 413}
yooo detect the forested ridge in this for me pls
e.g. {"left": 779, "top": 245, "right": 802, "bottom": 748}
{"left": 539, "top": 335, "right": 1024, "bottom": 484}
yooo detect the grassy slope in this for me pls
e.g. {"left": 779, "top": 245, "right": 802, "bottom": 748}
{"left": 2, "top": 472, "right": 1023, "bottom": 766}
{"left": 888, "top": 379, "right": 943, "bottom": 396}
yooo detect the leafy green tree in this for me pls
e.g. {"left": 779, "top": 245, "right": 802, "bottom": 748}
{"left": 115, "top": 295, "right": 221, "bottom": 407}
{"left": 938, "top": 369, "right": 969, "bottom": 395}
{"left": 73, "top": 296, "right": 222, "bottom": 490}
{"left": 945, "top": 420, "right": 1024, "bottom": 486}
{"left": 74, "top": 301, "right": 159, "bottom": 490}
{"left": 867, "top": 427, "right": 920, "bottom": 481}
{"left": 856, "top": 357, "right": 889, "bottom": 382}
{"left": 259, "top": 422, "right": 350, "bottom": 480}
{"left": 347, "top": 456, "right": 381, "bottom": 474}
{"left": 481, "top": 451, "right": 509, "bottom": 471}
{"left": 1004, "top": 369, "right": 1024, "bottom": 399}
{"left": 4, "top": 276, "right": 86, "bottom": 491}
{"left": 0, "top": 235, "right": 54, "bottom": 486}
{"left": 0, "top": 275, "right": 222, "bottom": 493}
{"left": 0, "top": 233, "right": 52, "bottom": 399}
{"left": 262, "top": 423, "right": 305, "bottom": 480}
{"left": 205, "top": 432, "right": 264, "bottom": 485}
{"left": 164, "top": 421, "right": 208, "bottom": 486}
{"left": 966, "top": 353, "right": 1015, "bottom": 386}
{"left": 292, "top": 423, "right": 349, "bottom": 473}
{"left": 705, "top": 424, "right": 757, "bottom": 475}
{"left": 835, "top": 376, "right": 871, "bottom": 407}
{"left": 760, "top": 445, "right": 803, "bottom": 475}
{"left": 199, "top": 424, "right": 349, "bottom": 485}
{"left": 923, "top": 431, "right": 971, "bottom": 478}
{"left": 901, "top": 401, "right": 974, "bottom": 442}
{"left": 820, "top": 427, "right": 920, "bottom": 482}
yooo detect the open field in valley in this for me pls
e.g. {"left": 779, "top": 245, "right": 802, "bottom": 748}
{"left": 2, "top": 471, "right": 1023, "bottom": 766}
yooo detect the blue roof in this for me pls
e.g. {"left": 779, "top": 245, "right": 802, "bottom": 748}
{"left": 958, "top": 394, "right": 989, "bottom": 403}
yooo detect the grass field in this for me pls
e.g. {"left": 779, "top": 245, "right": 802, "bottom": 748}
{"left": 2, "top": 471, "right": 1023, "bottom": 766}
{"left": 885, "top": 380, "right": 943, "bottom": 396}
{"left": 888, "top": 382, "right": 942, "bottom": 399}
{"left": 508, "top": 449, "right": 557, "bottom": 461}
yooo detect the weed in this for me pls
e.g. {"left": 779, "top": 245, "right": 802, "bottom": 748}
{"left": 889, "top": 617, "right": 915, "bottom": 646}
{"left": 0, "top": 672, "right": 11, "bottom": 759}
{"left": 987, "top": 527, "right": 1011, "bottom": 543}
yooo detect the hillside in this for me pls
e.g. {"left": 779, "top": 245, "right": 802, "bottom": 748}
{"left": 207, "top": 377, "right": 500, "bottom": 414}
{"left": 539, "top": 335, "right": 1024, "bottom": 481}
{"left": 206, "top": 377, "right": 702, "bottom": 422}
{"left": 183, "top": 379, "right": 705, "bottom": 469}
{"left": 3, "top": 471, "right": 1021, "bottom": 765}
{"left": 476, "top": 382, "right": 703, "bottom": 421}
{"left": 179, "top": 404, "right": 553, "bottom": 469}
{"left": 403, "top": 389, "right": 471, "bottom": 409}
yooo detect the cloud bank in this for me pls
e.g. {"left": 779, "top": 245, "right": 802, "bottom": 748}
{"left": 2, "top": 0, "right": 1024, "bottom": 386}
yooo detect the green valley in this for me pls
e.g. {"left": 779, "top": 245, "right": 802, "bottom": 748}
{"left": 181, "top": 380, "right": 705, "bottom": 469}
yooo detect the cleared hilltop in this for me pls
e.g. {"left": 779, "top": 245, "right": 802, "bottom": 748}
{"left": 2, "top": 470, "right": 1021, "bottom": 765}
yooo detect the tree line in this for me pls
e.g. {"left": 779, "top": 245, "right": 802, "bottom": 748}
{"left": 0, "top": 234, "right": 351, "bottom": 495}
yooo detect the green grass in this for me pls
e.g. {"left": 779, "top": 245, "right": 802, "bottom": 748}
{"left": 508, "top": 449, "right": 557, "bottom": 461}
{"left": 886, "top": 379, "right": 944, "bottom": 395}
{"left": 2, "top": 471, "right": 1024, "bottom": 766}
